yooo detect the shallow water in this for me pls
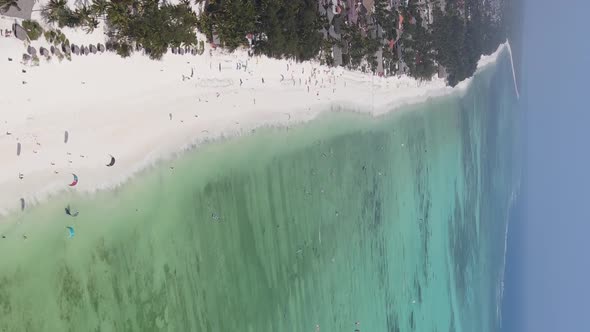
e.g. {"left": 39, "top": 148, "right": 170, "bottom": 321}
{"left": 0, "top": 50, "right": 519, "bottom": 332}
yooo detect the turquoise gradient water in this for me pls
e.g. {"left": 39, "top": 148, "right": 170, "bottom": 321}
{"left": 0, "top": 49, "right": 519, "bottom": 332}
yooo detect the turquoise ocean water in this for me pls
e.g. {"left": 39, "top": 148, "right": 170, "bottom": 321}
{"left": 0, "top": 49, "right": 519, "bottom": 332}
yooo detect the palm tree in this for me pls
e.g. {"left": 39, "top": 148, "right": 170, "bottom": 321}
{"left": 90, "top": 0, "right": 108, "bottom": 18}
{"left": 75, "top": 5, "right": 93, "bottom": 29}
{"left": 0, "top": 0, "right": 21, "bottom": 13}
{"left": 41, "top": 0, "right": 69, "bottom": 26}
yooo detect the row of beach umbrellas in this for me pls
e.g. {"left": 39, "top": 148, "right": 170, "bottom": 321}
{"left": 22, "top": 43, "right": 106, "bottom": 61}
{"left": 170, "top": 46, "right": 202, "bottom": 56}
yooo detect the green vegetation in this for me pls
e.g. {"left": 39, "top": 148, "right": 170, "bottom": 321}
{"left": 37, "top": 0, "right": 506, "bottom": 86}
{"left": 22, "top": 20, "right": 44, "bottom": 41}
{"left": 44, "top": 29, "right": 67, "bottom": 46}
{"left": 431, "top": 1, "right": 504, "bottom": 86}
{"left": 41, "top": 0, "right": 198, "bottom": 59}
{"left": 201, "top": 0, "right": 322, "bottom": 61}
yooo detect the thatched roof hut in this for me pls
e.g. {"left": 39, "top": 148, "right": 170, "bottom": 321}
{"left": 40, "top": 47, "right": 50, "bottom": 57}
{"left": 89, "top": 44, "right": 97, "bottom": 54}
{"left": 27, "top": 46, "right": 36, "bottom": 56}
{"left": 97, "top": 43, "right": 105, "bottom": 52}
{"left": 12, "top": 24, "right": 27, "bottom": 41}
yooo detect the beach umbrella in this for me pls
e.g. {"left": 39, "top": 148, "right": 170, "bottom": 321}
{"left": 179, "top": 48, "right": 185, "bottom": 55}
{"left": 20, "top": 198, "right": 25, "bottom": 211}
{"left": 50, "top": 45, "right": 56, "bottom": 54}
{"left": 106, "top": 155, "right": 116, "bottom": 167}
{"left": 89, "top": 44, "right": 97, "bottom": 54}
{"left": 97, "top": 43, "right": 105, "bottom": 52}
{"left": 22, "top": 53, "right": 31, "bottom": 62}
{"left": 40, "top": 47, "right": 50, "bottom": 57}
{"left": 64, "top": 130, "right": 69, "bottom": 143}
{"left": 27, "top": 46, "right": 36, "bottom": 56}
{"left": 16, "top": 142, "right": 21, "bottom": 156}
{"left": 68, "top": 173, "right": 78, "bottom": 187}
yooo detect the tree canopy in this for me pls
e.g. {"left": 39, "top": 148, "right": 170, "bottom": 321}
{"left": 42, "top": 0, "right": 198, "bottom": 59}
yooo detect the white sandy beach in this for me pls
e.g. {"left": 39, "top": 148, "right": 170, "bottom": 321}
{"left": 0, "top": 1, "right": 509, "bottom": 216}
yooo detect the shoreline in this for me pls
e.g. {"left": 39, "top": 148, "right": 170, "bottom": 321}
{"left": 0, "top": 11, "right": 511, "bottom": 217}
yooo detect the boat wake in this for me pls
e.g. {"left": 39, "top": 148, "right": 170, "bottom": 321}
{"left": 505, "top": 41, "right": 520, "bottom": 100}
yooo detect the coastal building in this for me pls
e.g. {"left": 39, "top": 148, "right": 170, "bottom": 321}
{"left": 346, "top": 0, "right": 359, "bottom": 24}
{"left": 1, "top": 0, "right": 33, "bottom": 19}
{"left": 362, "top": 0, "right": 375, "bottom": 13}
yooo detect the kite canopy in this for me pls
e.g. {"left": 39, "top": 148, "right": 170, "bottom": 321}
{"left": 106, "top": 155, "right": 116, "bottom": 167}
{"left": 66, "top": 226, "right": 75, "bottom": 238}
{"left": 69, "top": 174, "right": 78, "bottom": 187}
{"left": 65, "top": 205, "right": 79, "bottom": 217}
